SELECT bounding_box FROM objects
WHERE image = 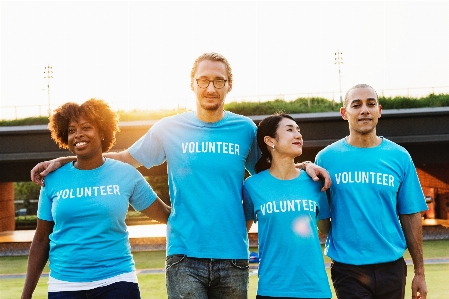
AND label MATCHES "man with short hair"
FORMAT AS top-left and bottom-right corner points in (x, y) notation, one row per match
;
(315, 84), (428, 299)
(31, 52), (331, 299)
